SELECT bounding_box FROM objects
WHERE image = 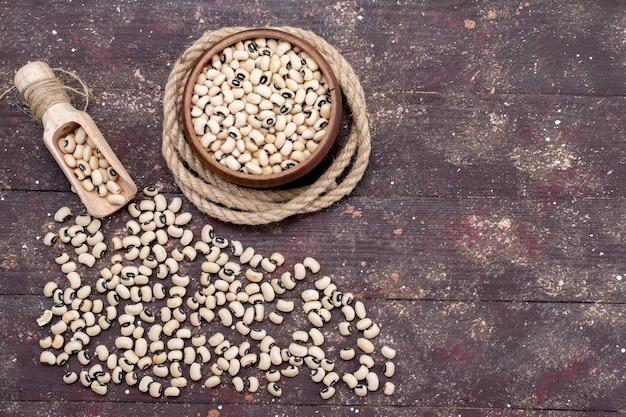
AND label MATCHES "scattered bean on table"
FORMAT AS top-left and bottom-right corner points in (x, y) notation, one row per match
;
(35, 186), (396, 399)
